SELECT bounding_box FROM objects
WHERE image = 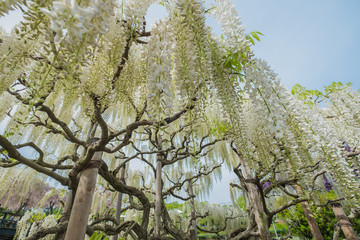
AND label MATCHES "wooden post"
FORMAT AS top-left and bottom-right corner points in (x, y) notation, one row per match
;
(64, 140), (103, 240)
(323, 174), (359, 239)
(295, 186), (324, 240)
(112, 164), (126, 240)
(187, 180), (197, 240)
(154, 135), (163, 239)
(331, 203), (359, 240)
(300, 201), (324, 240)
(154, 155), (163, 239)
